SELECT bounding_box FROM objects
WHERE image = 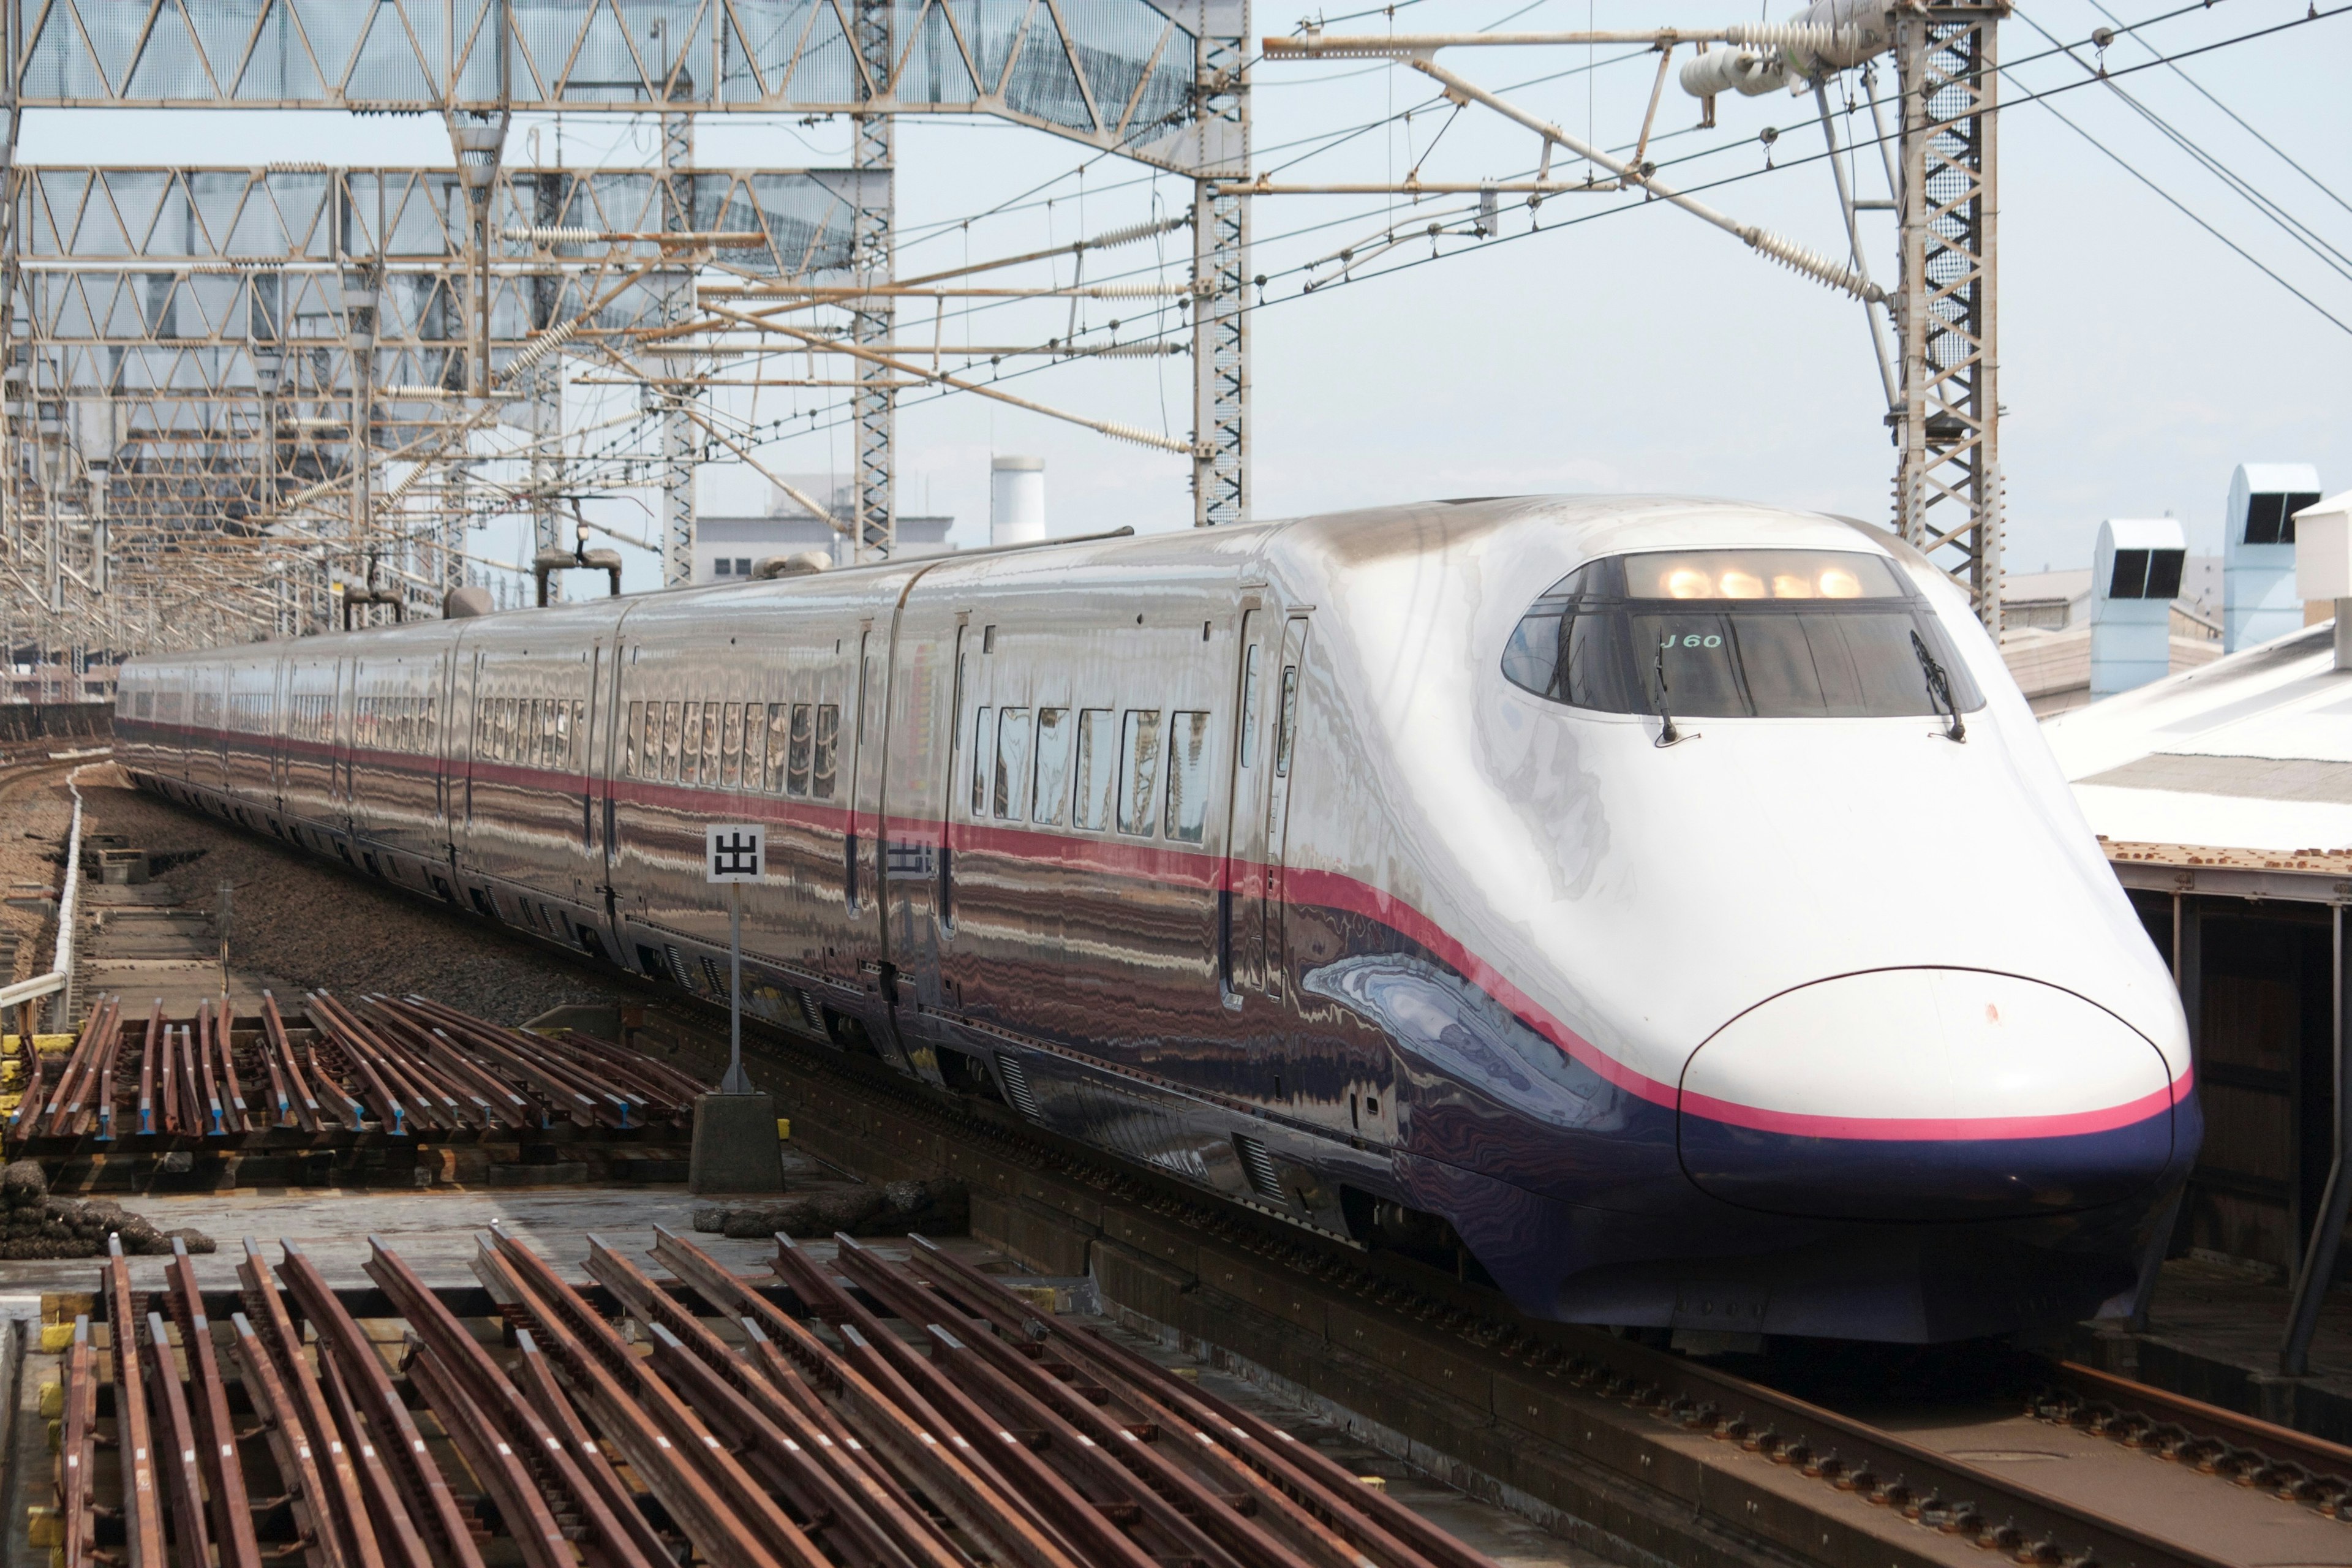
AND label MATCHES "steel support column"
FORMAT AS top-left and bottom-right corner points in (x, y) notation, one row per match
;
(1192, 0), (1250, 527)
(1893, 2), (2003, 633)
(851, 0), (895, 561)
(658, 108), (697, 586)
